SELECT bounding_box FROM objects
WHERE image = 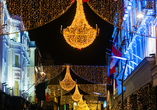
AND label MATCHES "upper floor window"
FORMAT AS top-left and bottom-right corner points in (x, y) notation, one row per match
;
(15, 32), (20, 42)
(9, 29), (21, 42)
(15, 54), (20, 67)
